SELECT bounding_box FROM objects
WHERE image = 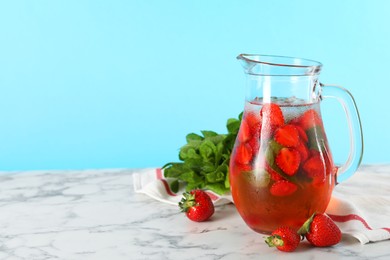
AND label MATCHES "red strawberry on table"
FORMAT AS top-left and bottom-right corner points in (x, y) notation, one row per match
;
(298, 213), (342, 247)
(275, 147), (301, 176)
(274, 124), (300, 147)
(265, 226), (301, 252)
(270, 180), (297, 196)
(179, 189), (215, 222)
